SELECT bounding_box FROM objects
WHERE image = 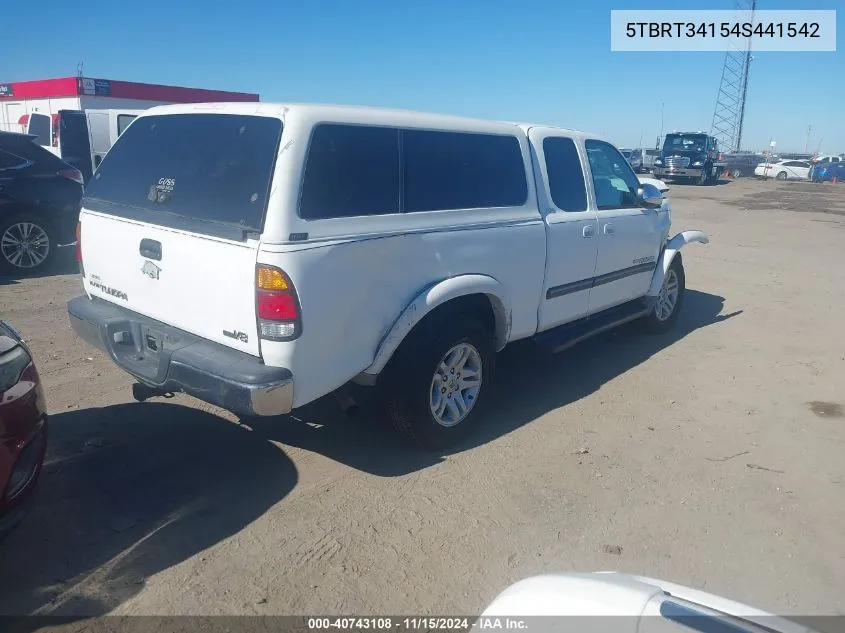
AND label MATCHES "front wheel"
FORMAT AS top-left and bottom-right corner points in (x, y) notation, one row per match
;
(381, 316), (495, 449)
(642, 256), (685, 334)
(731, 168), (743, 179)
(776, 171), (788, 181)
